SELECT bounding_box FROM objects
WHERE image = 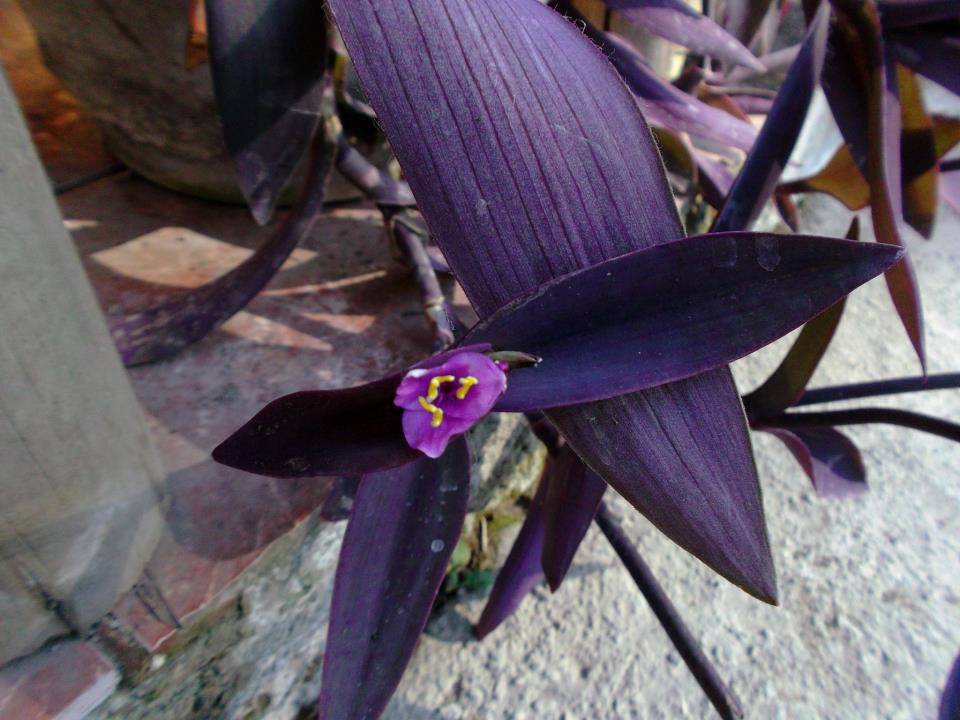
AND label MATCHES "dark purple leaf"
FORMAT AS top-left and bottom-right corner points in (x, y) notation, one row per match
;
(549, 370), (778, 603)
(205, 0), (328, 224)
(212, 374), (419, 477)
(941, 651), (960, 720)
(722, 0), (775, 46)
(601, 31), (758, 151)
(319, 476), (361, 521)
(880, 0), (960, 28)
(474, 474), (547, 640)
(467, 232), (901, 412)
(744, 220), (857, 420)
(110, 134), (333, 366)
(713, 7), (829, 232)
(888, 28), (960, 97)
(743, 299), (846, 420)
(723, 43), (800, 83)
(764, 427), (867, 499)
(541, 446), (606, 591)
(695, 151), (735, 209)
(604, 0), (764, 70)
(319, 439), (471, 720)
(330, 0), (776, 601)
(825, 5), (926, 370)
(898, 65), (939, 238)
